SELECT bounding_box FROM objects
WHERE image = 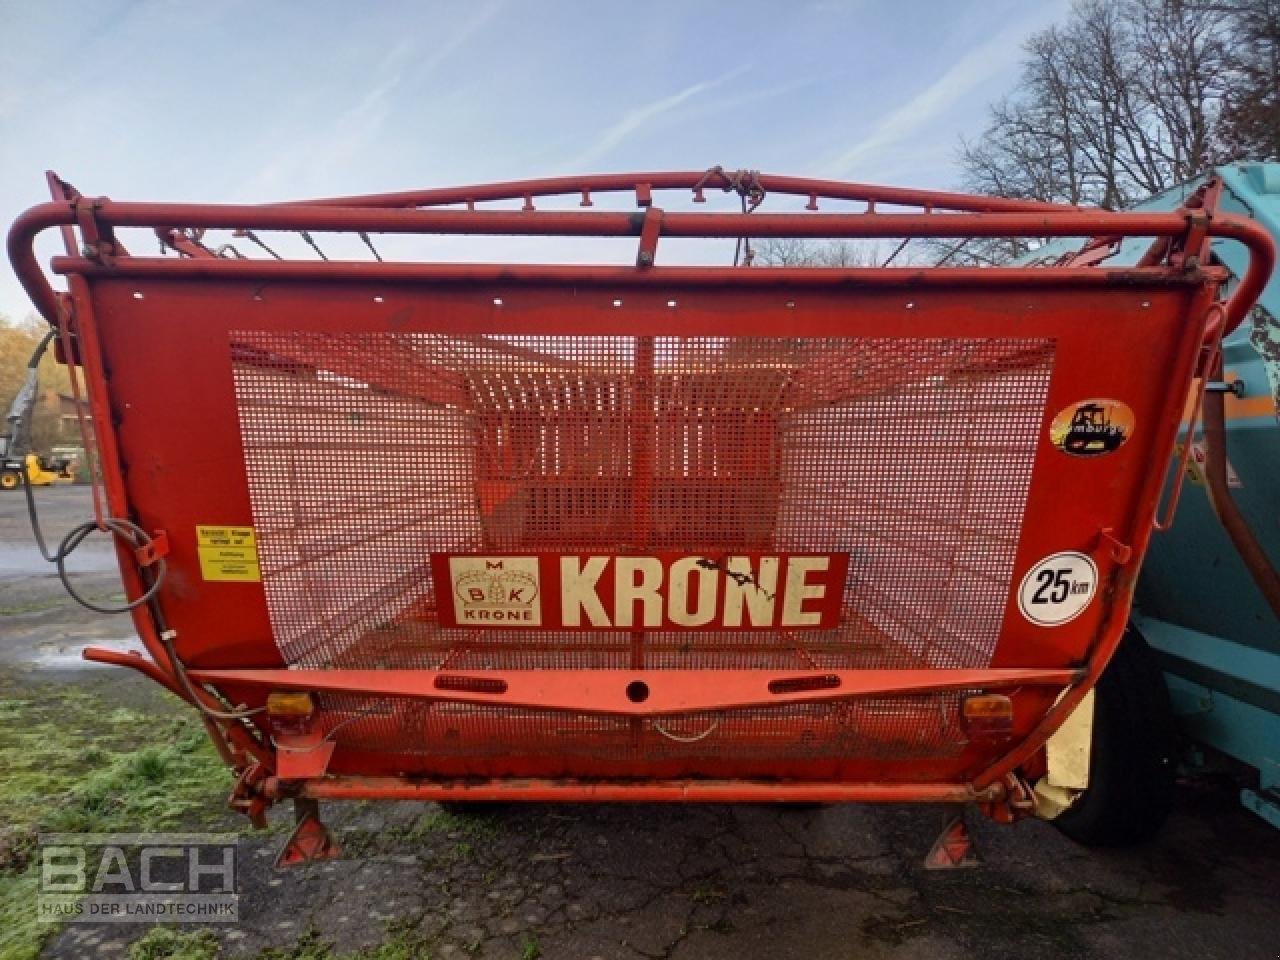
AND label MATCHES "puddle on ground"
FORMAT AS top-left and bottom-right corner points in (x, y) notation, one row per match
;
(0, 542), (119, 577)
(28, 634), (144, 671)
